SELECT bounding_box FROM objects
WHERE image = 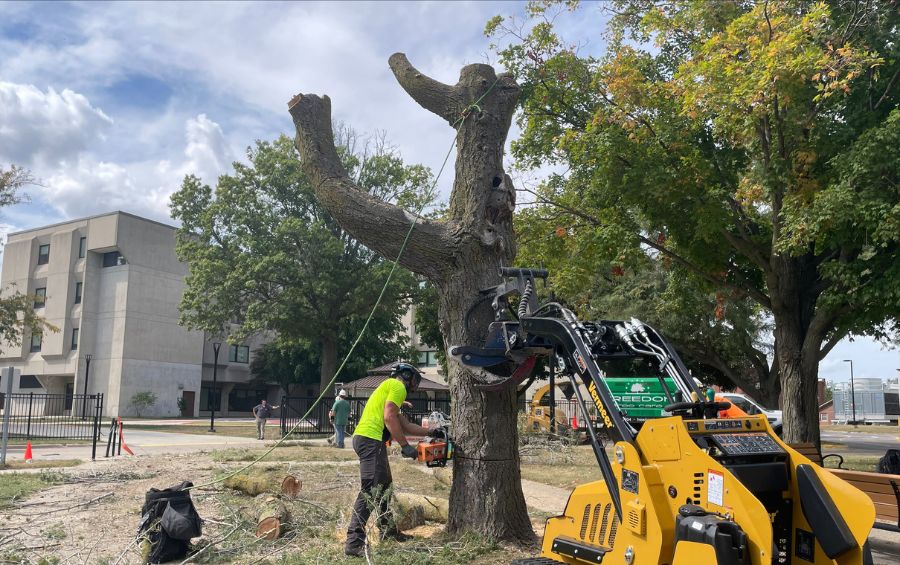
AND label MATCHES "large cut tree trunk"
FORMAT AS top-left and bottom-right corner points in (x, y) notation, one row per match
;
(289, 54), (533, 541)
